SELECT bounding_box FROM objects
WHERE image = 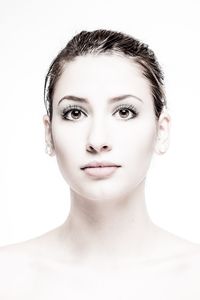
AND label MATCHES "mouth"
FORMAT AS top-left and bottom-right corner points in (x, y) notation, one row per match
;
(81, 162), (121, 179)
(81, 161), (121, 169)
